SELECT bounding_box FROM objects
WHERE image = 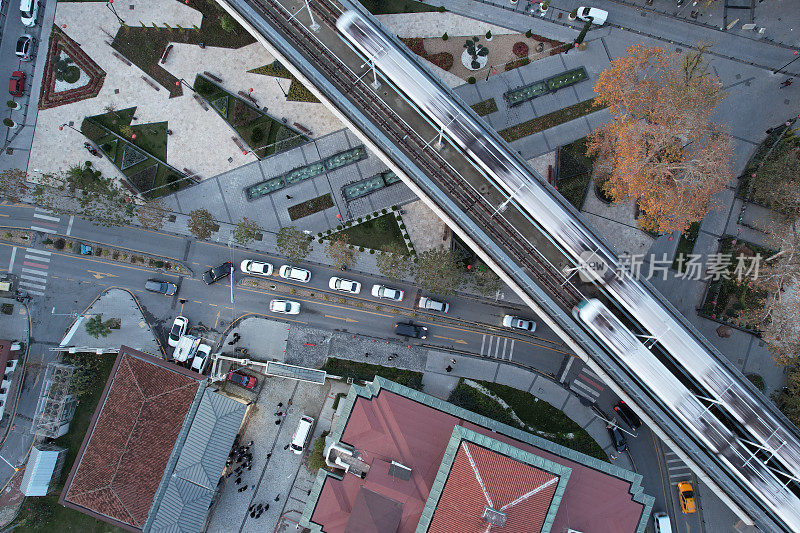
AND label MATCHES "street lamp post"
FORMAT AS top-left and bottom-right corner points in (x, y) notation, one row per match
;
(106, 0), (124, 25)
(175, 78), (196, 93)
(275, 78), (288, 97)
(304, 0), (320, 32)
(772, 50), (800, 75)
